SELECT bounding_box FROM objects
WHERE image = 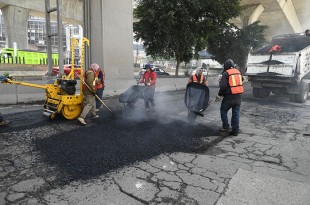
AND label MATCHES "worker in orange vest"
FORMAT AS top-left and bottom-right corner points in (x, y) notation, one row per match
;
(217, 59), (244, 136)
(188, 67), (208, 86)
(95, 67), (105, 111)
